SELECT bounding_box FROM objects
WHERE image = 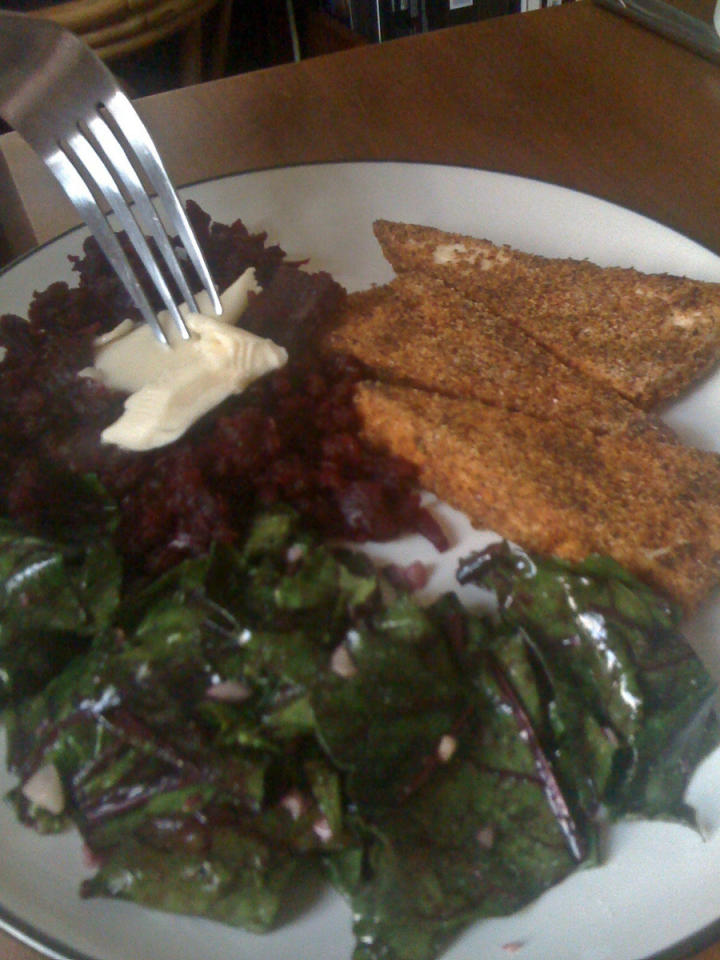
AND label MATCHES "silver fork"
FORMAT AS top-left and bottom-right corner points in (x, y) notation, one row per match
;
(0, 10), (222, 344)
